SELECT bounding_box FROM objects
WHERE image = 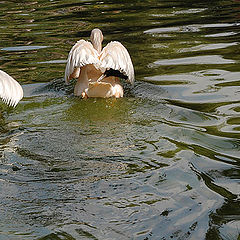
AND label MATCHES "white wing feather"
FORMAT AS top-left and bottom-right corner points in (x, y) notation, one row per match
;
(0, 70), (23, 107)
(99, 41), (134, 84)
(64, 40), (100, 83)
